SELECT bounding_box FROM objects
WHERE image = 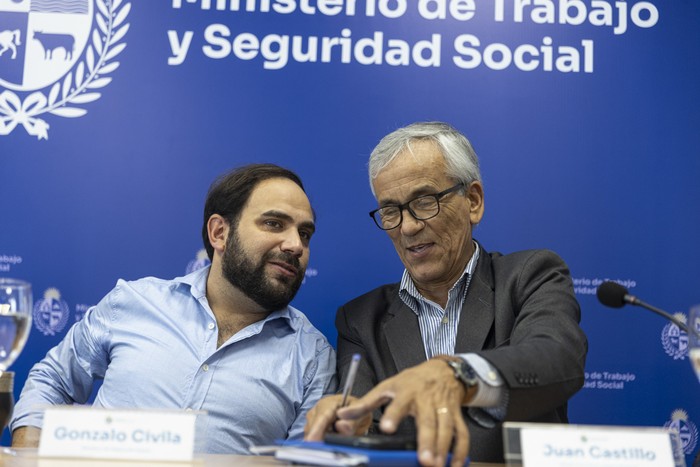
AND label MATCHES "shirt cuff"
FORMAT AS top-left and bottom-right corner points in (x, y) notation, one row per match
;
(457, 353), (504, 408)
